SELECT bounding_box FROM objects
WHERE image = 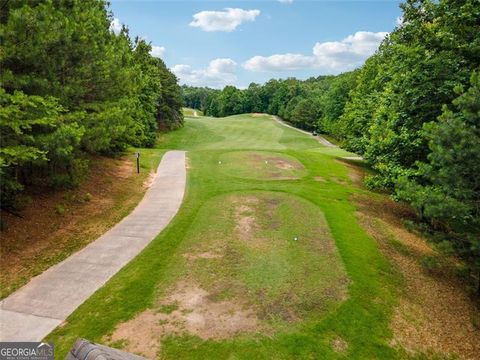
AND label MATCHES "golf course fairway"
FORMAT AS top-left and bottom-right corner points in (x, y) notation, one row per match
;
(47, 113), (403, 359)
